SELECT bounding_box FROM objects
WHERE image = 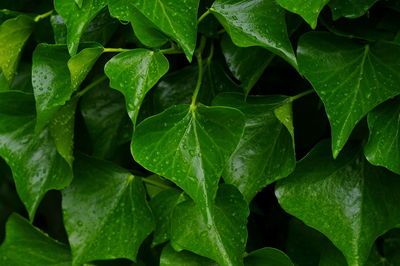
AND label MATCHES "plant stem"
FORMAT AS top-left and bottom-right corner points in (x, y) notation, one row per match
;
(197, 9), (211, 24)
(141, 177), (173, 190)
(34, 10), (53, 22)
(159, 46), (182, 54)
(289, 89), (315, 102)
(103, 48), (132, 53)
(74, 76), (108, 98)
(190, 36), (207, 110)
